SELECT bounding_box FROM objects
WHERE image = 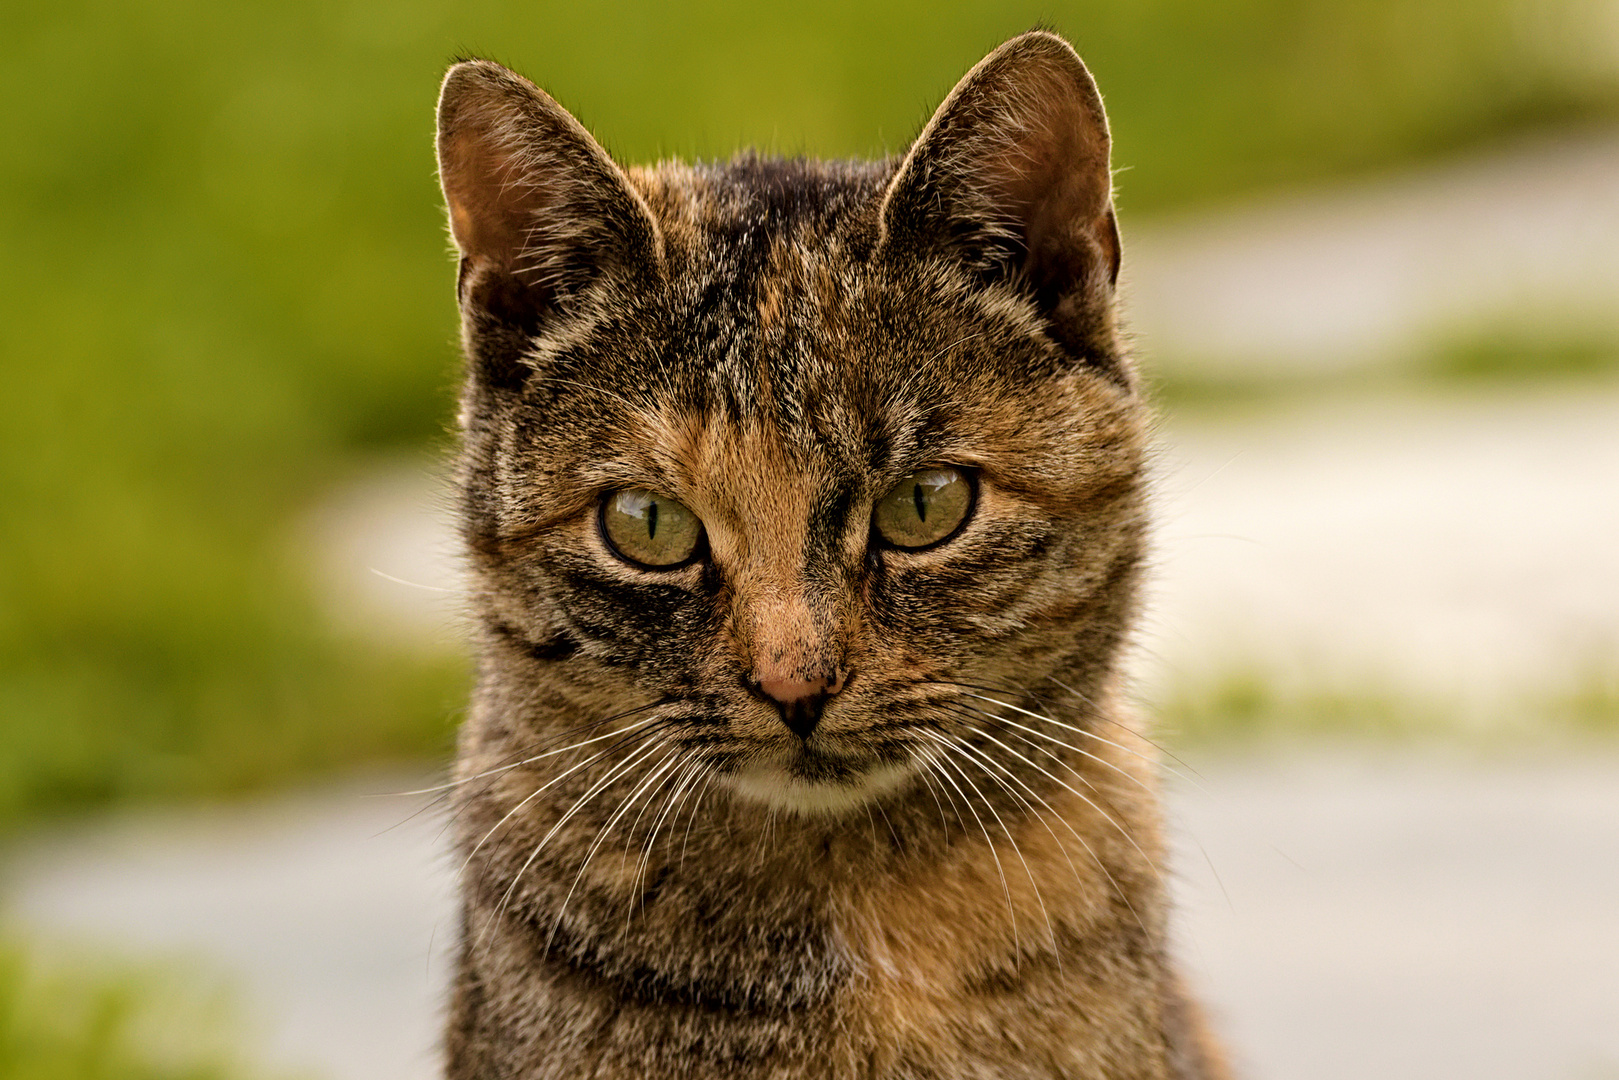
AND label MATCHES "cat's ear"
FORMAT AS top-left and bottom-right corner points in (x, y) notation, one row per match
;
(437, 60), (662, 390)
(879, 32), (1122, 371)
